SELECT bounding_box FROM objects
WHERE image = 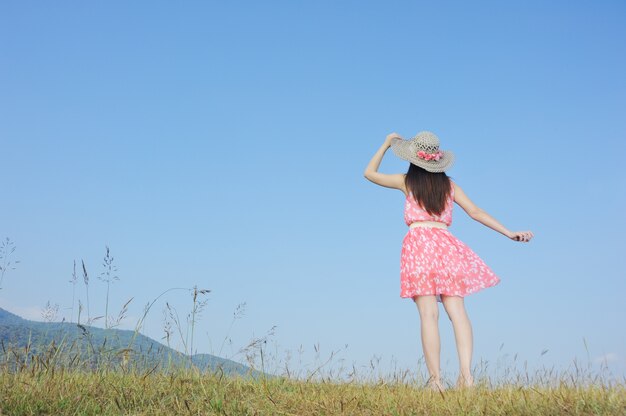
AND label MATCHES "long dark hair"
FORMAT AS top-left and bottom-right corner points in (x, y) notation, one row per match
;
(405, 163), (452, 216)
